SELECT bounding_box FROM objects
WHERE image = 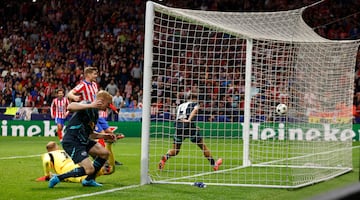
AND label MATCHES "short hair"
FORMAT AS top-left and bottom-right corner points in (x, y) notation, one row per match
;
(57, 88), (64, 93)
(188, 94), (198, 101)
(84, 67), (98, 75)
(46, 141), (57, 152)
(97, 90), (113, 102)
